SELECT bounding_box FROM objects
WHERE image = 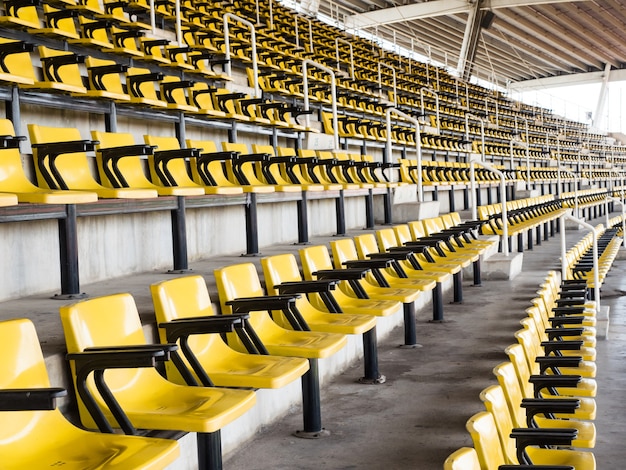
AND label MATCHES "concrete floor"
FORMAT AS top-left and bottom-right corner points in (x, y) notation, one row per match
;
(1, 215), (623, 469)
